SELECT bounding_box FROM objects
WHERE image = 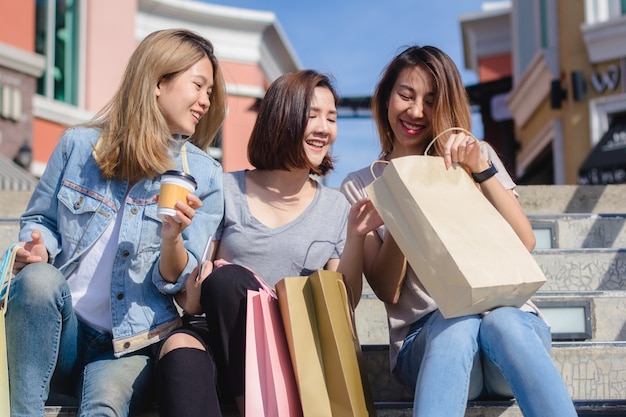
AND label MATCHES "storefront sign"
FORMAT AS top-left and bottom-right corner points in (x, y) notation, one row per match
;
(591, 65), (620, 93)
